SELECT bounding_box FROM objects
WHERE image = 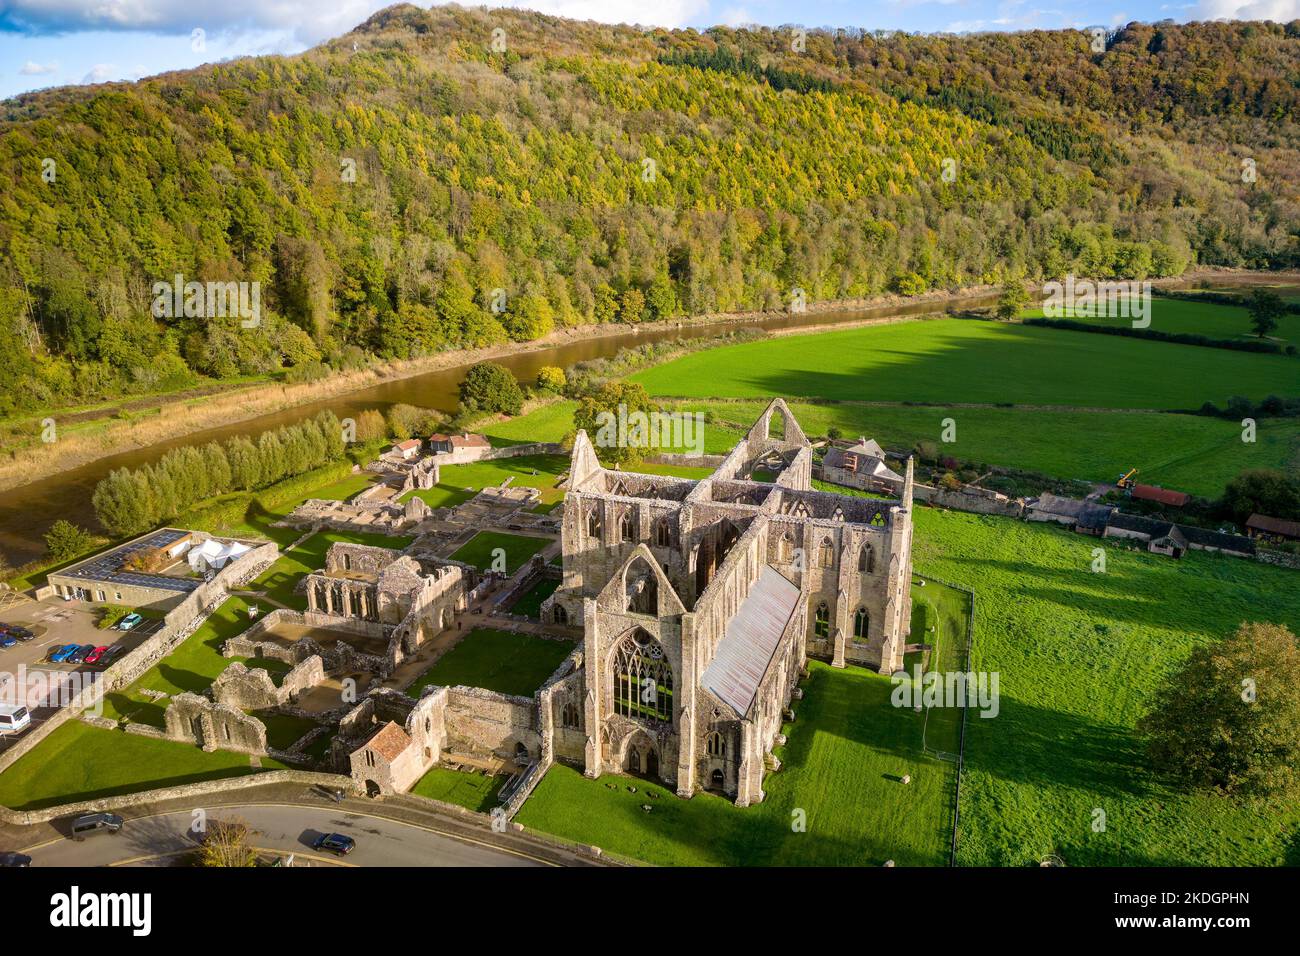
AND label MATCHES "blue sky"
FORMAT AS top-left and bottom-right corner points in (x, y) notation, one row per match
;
(2, 1), (1295, 100)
